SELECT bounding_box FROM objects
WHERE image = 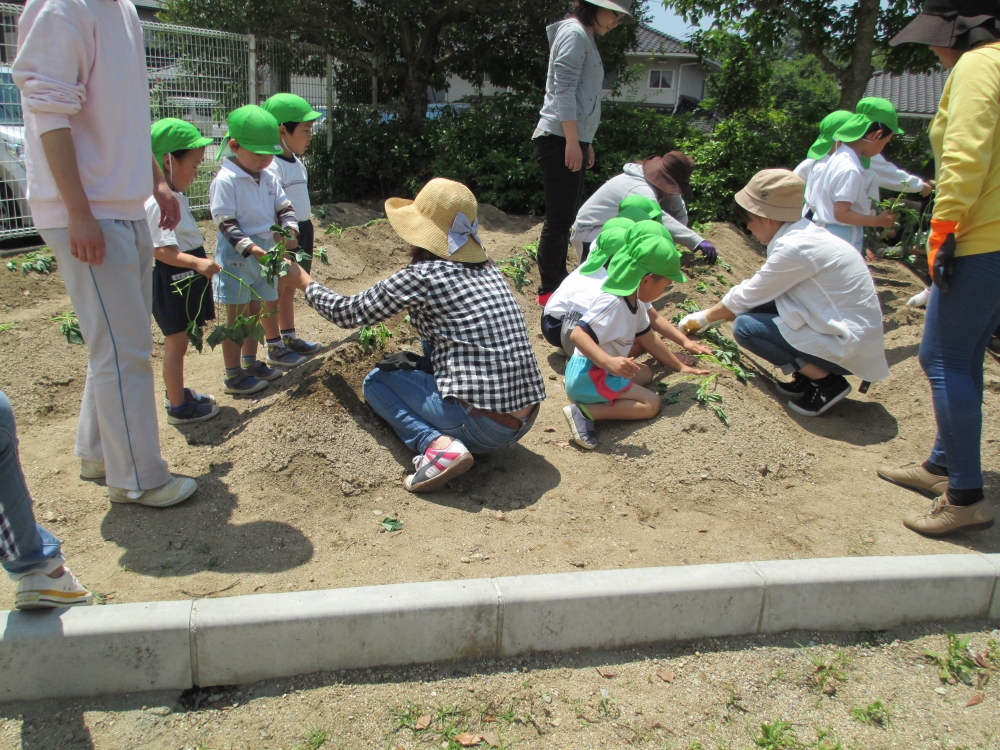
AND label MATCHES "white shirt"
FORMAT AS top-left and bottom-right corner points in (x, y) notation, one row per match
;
(865, 153), (926, 203)
(545, 266), (653, 321)
(721, 219), (889, 382)
(265, 154), (311, 221)
(210, 158), (291, 237)
(576, 291), (651, 359)
(144, 192), (203, 252)
(571, 163), (703, 250)
(803, 146), (870, 224)
(793, 158), (815, 184)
